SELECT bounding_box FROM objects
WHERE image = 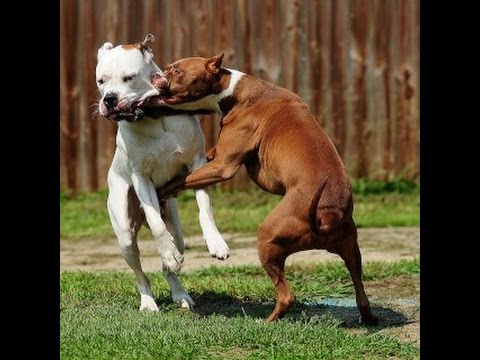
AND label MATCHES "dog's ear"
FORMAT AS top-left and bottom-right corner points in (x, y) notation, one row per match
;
(136, 34), (155, 62)
(205, 52), (224, 74)
(97, 42), (113, 60)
